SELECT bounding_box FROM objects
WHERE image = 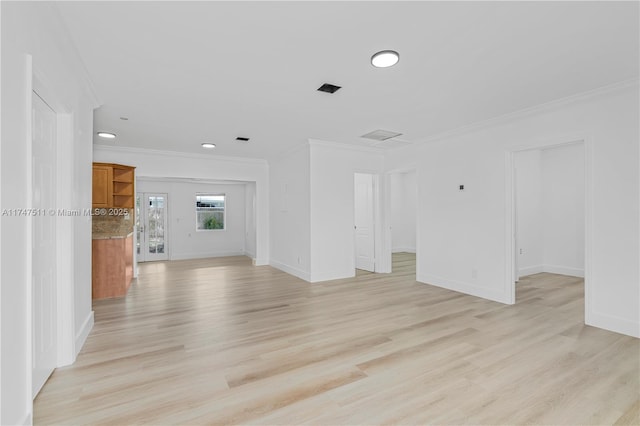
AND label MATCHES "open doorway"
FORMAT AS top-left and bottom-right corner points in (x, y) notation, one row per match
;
(389, 170), (417, 274)
(513, 142), (586, 305)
